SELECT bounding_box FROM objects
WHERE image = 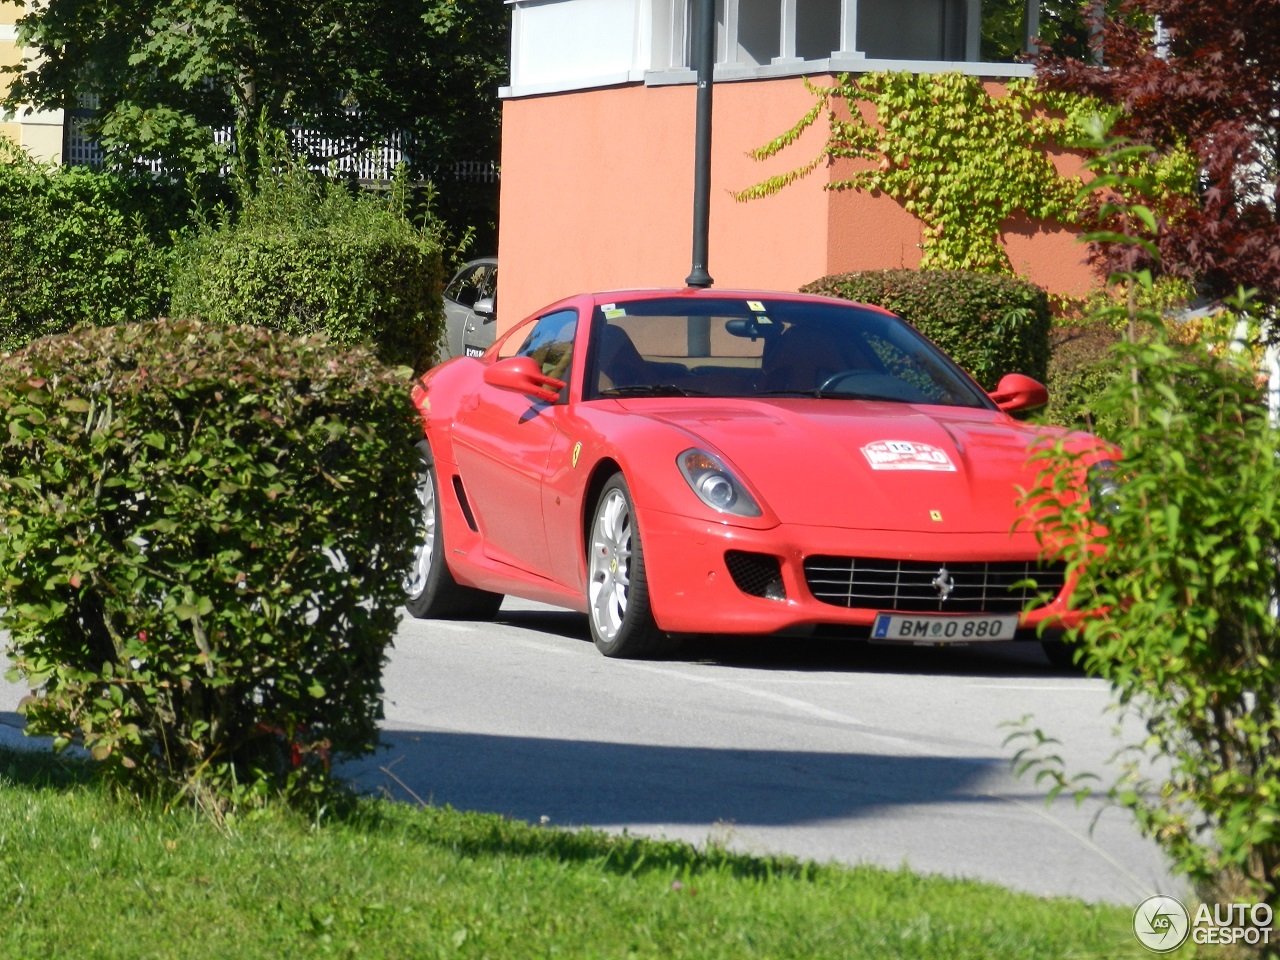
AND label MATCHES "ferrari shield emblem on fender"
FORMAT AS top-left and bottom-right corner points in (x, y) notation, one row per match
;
(930, 510), (943, 522)
(572, 442), (582, 468)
